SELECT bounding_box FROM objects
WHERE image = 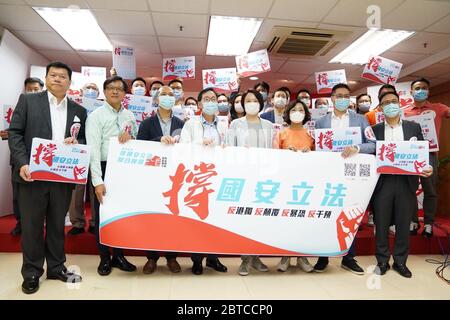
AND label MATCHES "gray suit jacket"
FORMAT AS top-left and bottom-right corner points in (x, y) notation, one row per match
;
(315, 111), (375, 154)
(372, 120), (424, 193)
(8, 90), (87, 183)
